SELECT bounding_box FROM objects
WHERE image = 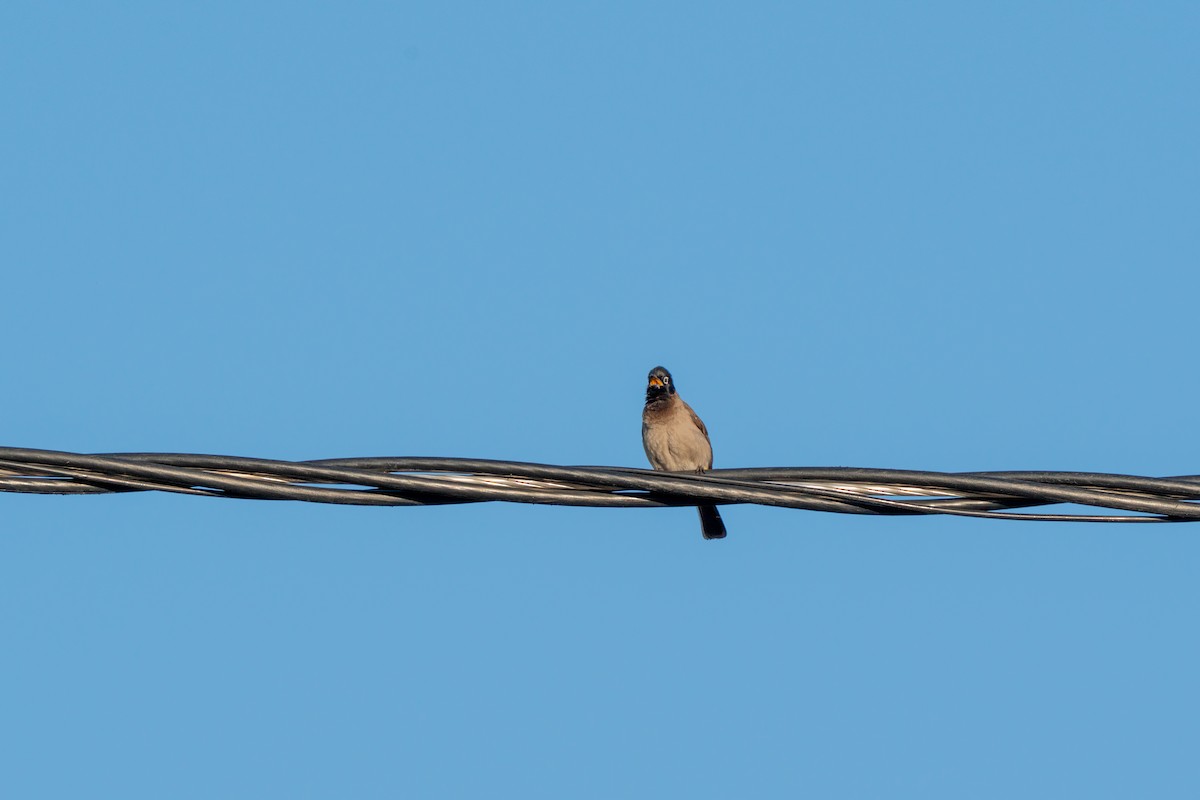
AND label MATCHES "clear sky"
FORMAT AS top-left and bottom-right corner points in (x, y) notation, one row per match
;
(3, 2), (1198, 797)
